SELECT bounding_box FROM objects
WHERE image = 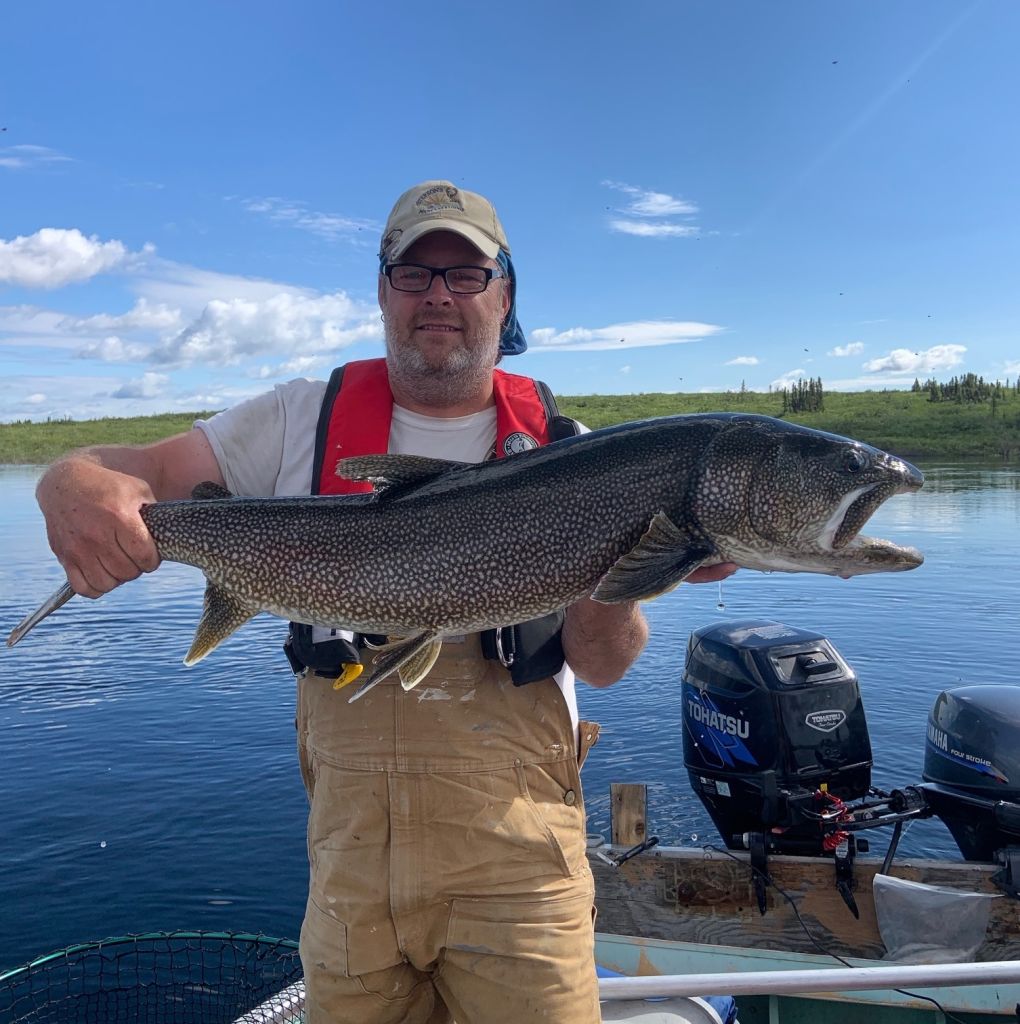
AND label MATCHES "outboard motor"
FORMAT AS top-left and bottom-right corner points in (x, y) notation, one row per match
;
(922, 685), (1020, 862)
(682, 619), (872, 855)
